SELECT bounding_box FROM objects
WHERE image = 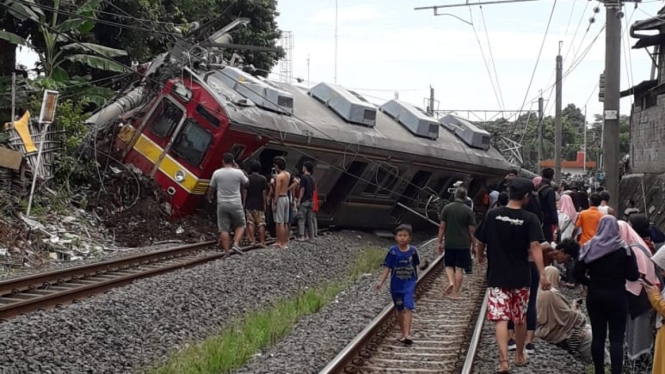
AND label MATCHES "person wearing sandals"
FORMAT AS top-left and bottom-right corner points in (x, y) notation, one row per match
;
(475, 178), (551, 373)
(377, 224), (420, 345)
(574, 215), (639, 374)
